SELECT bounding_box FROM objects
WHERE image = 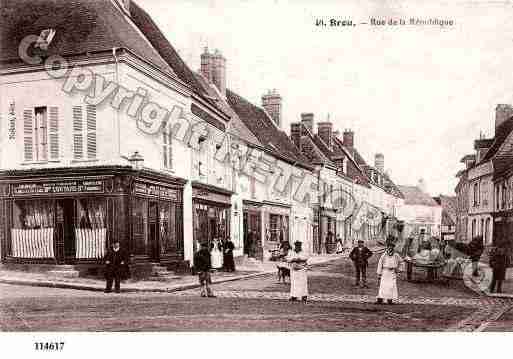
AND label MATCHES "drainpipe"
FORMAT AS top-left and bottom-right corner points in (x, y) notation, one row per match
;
(112, 47), (121, 159)
(317, 164), (324, 255)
